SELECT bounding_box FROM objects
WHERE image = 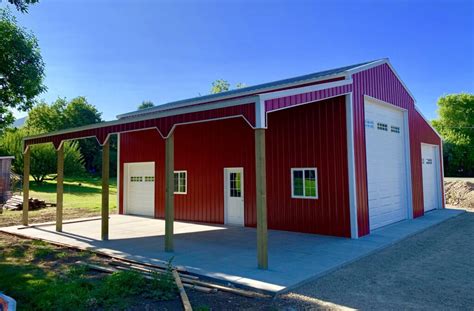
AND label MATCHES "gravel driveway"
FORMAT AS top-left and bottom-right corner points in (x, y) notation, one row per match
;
(275, 211), (474, 310)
